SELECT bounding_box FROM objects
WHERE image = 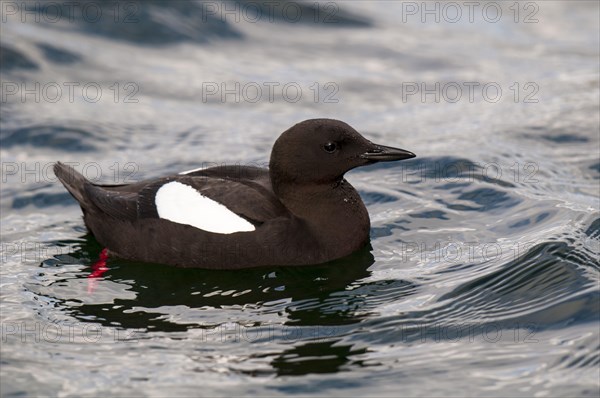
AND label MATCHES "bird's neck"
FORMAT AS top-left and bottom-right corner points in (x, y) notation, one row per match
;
(274, 178), (371, 250)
